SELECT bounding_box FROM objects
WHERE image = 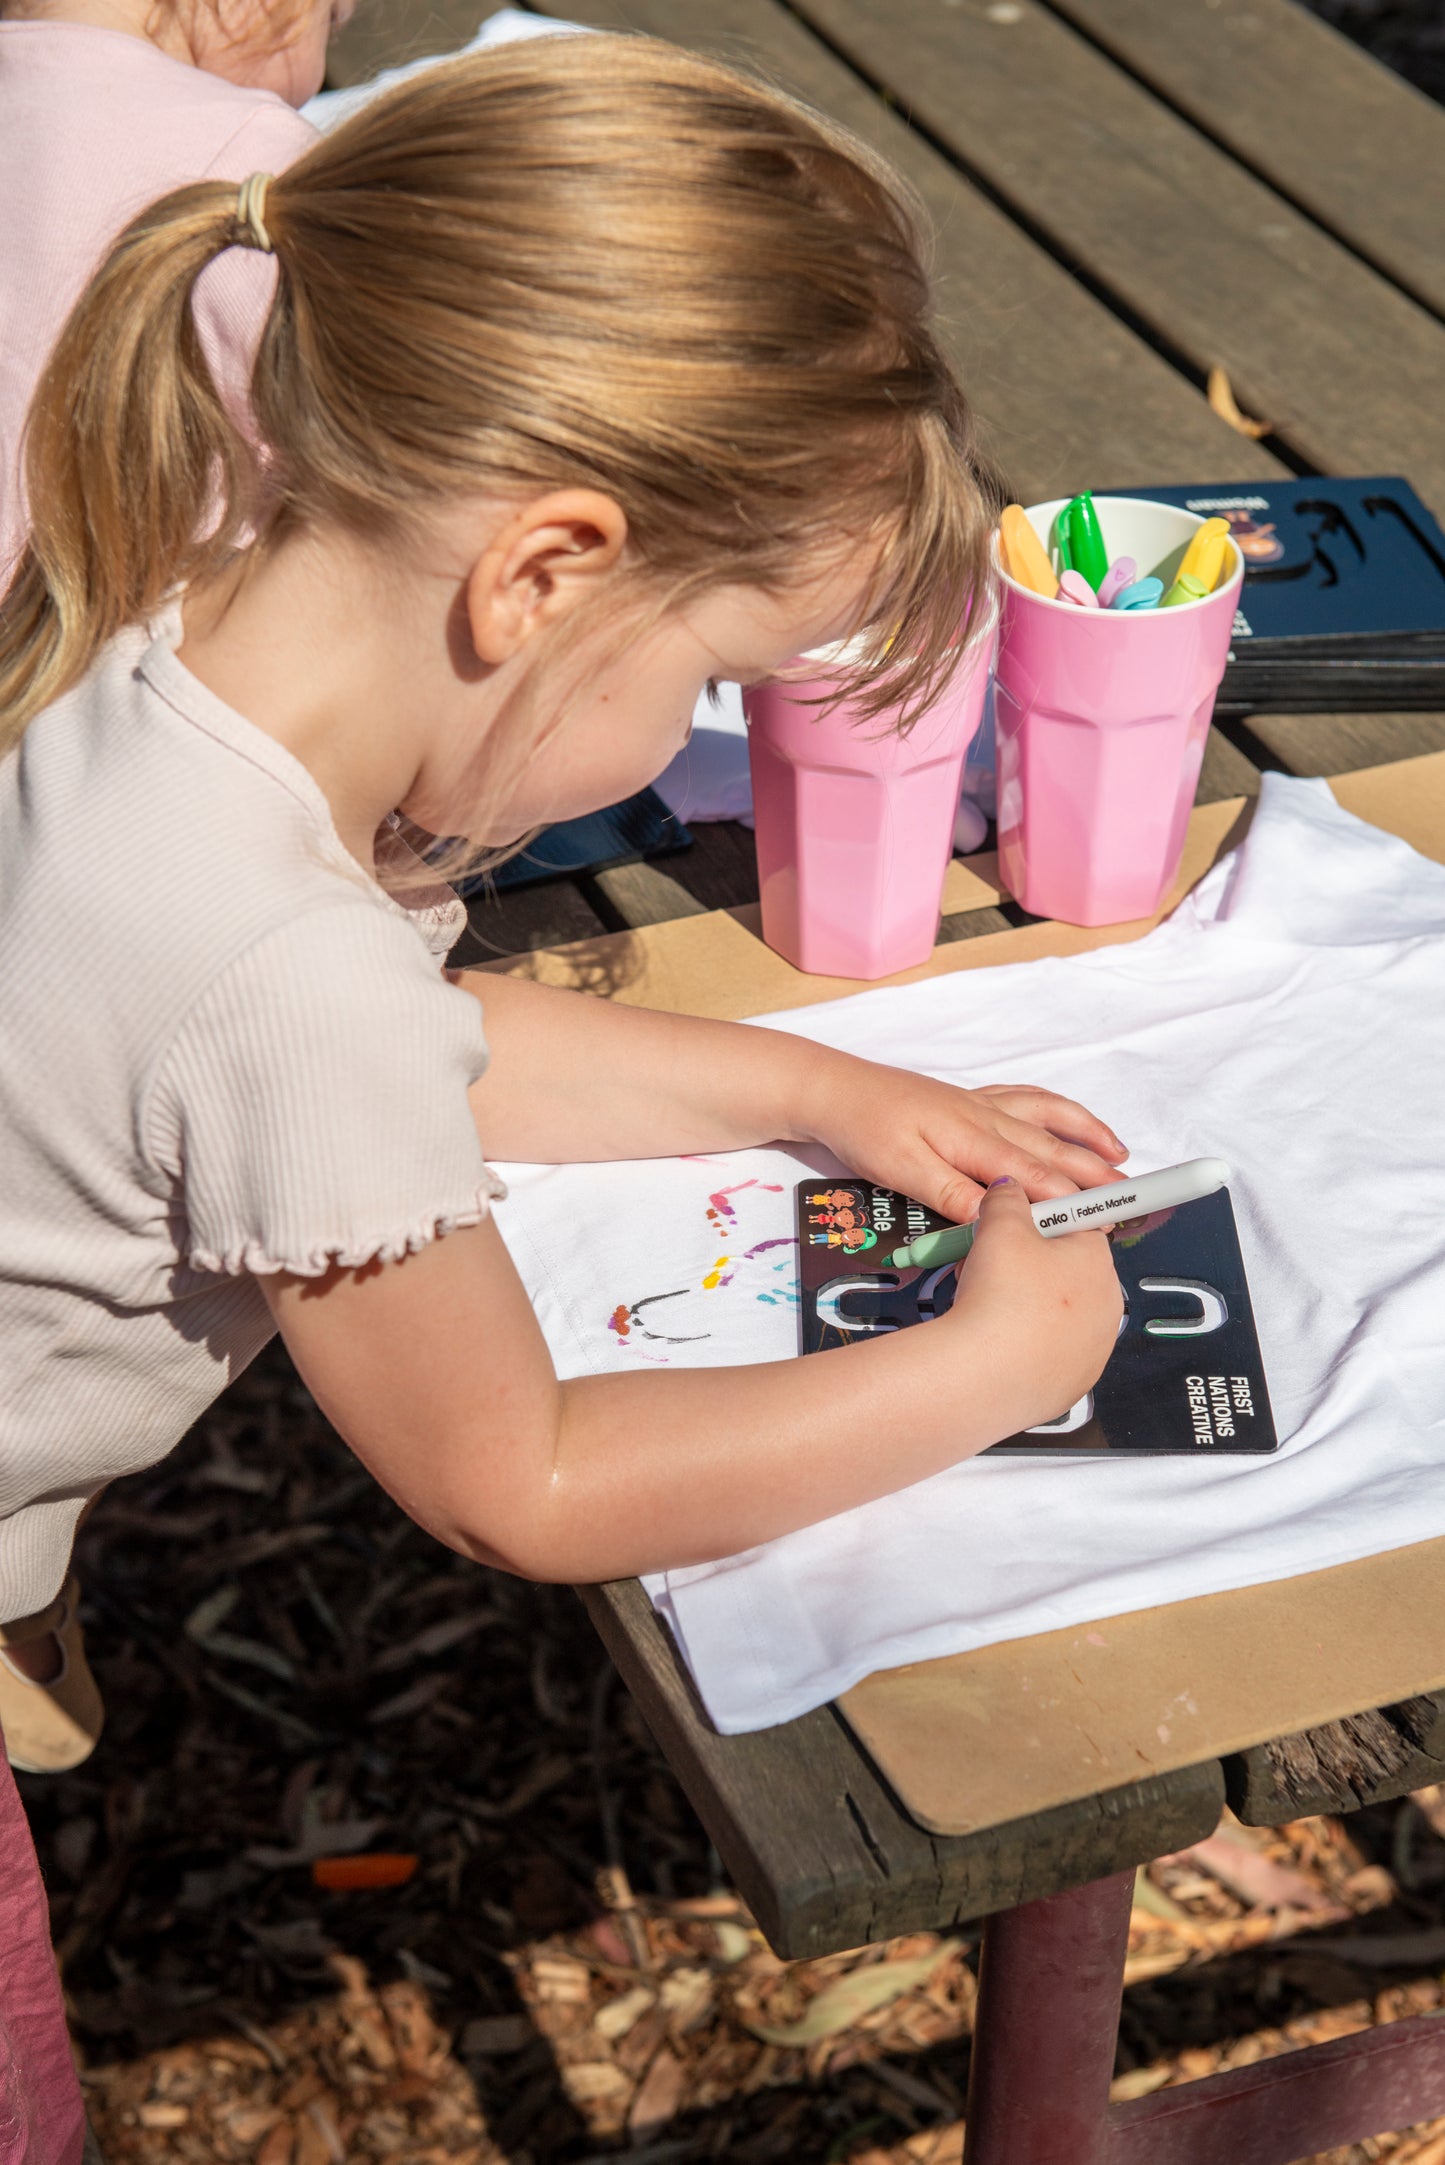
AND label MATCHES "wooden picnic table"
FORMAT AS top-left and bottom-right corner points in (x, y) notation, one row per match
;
(325, 4), (1445, 2156)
